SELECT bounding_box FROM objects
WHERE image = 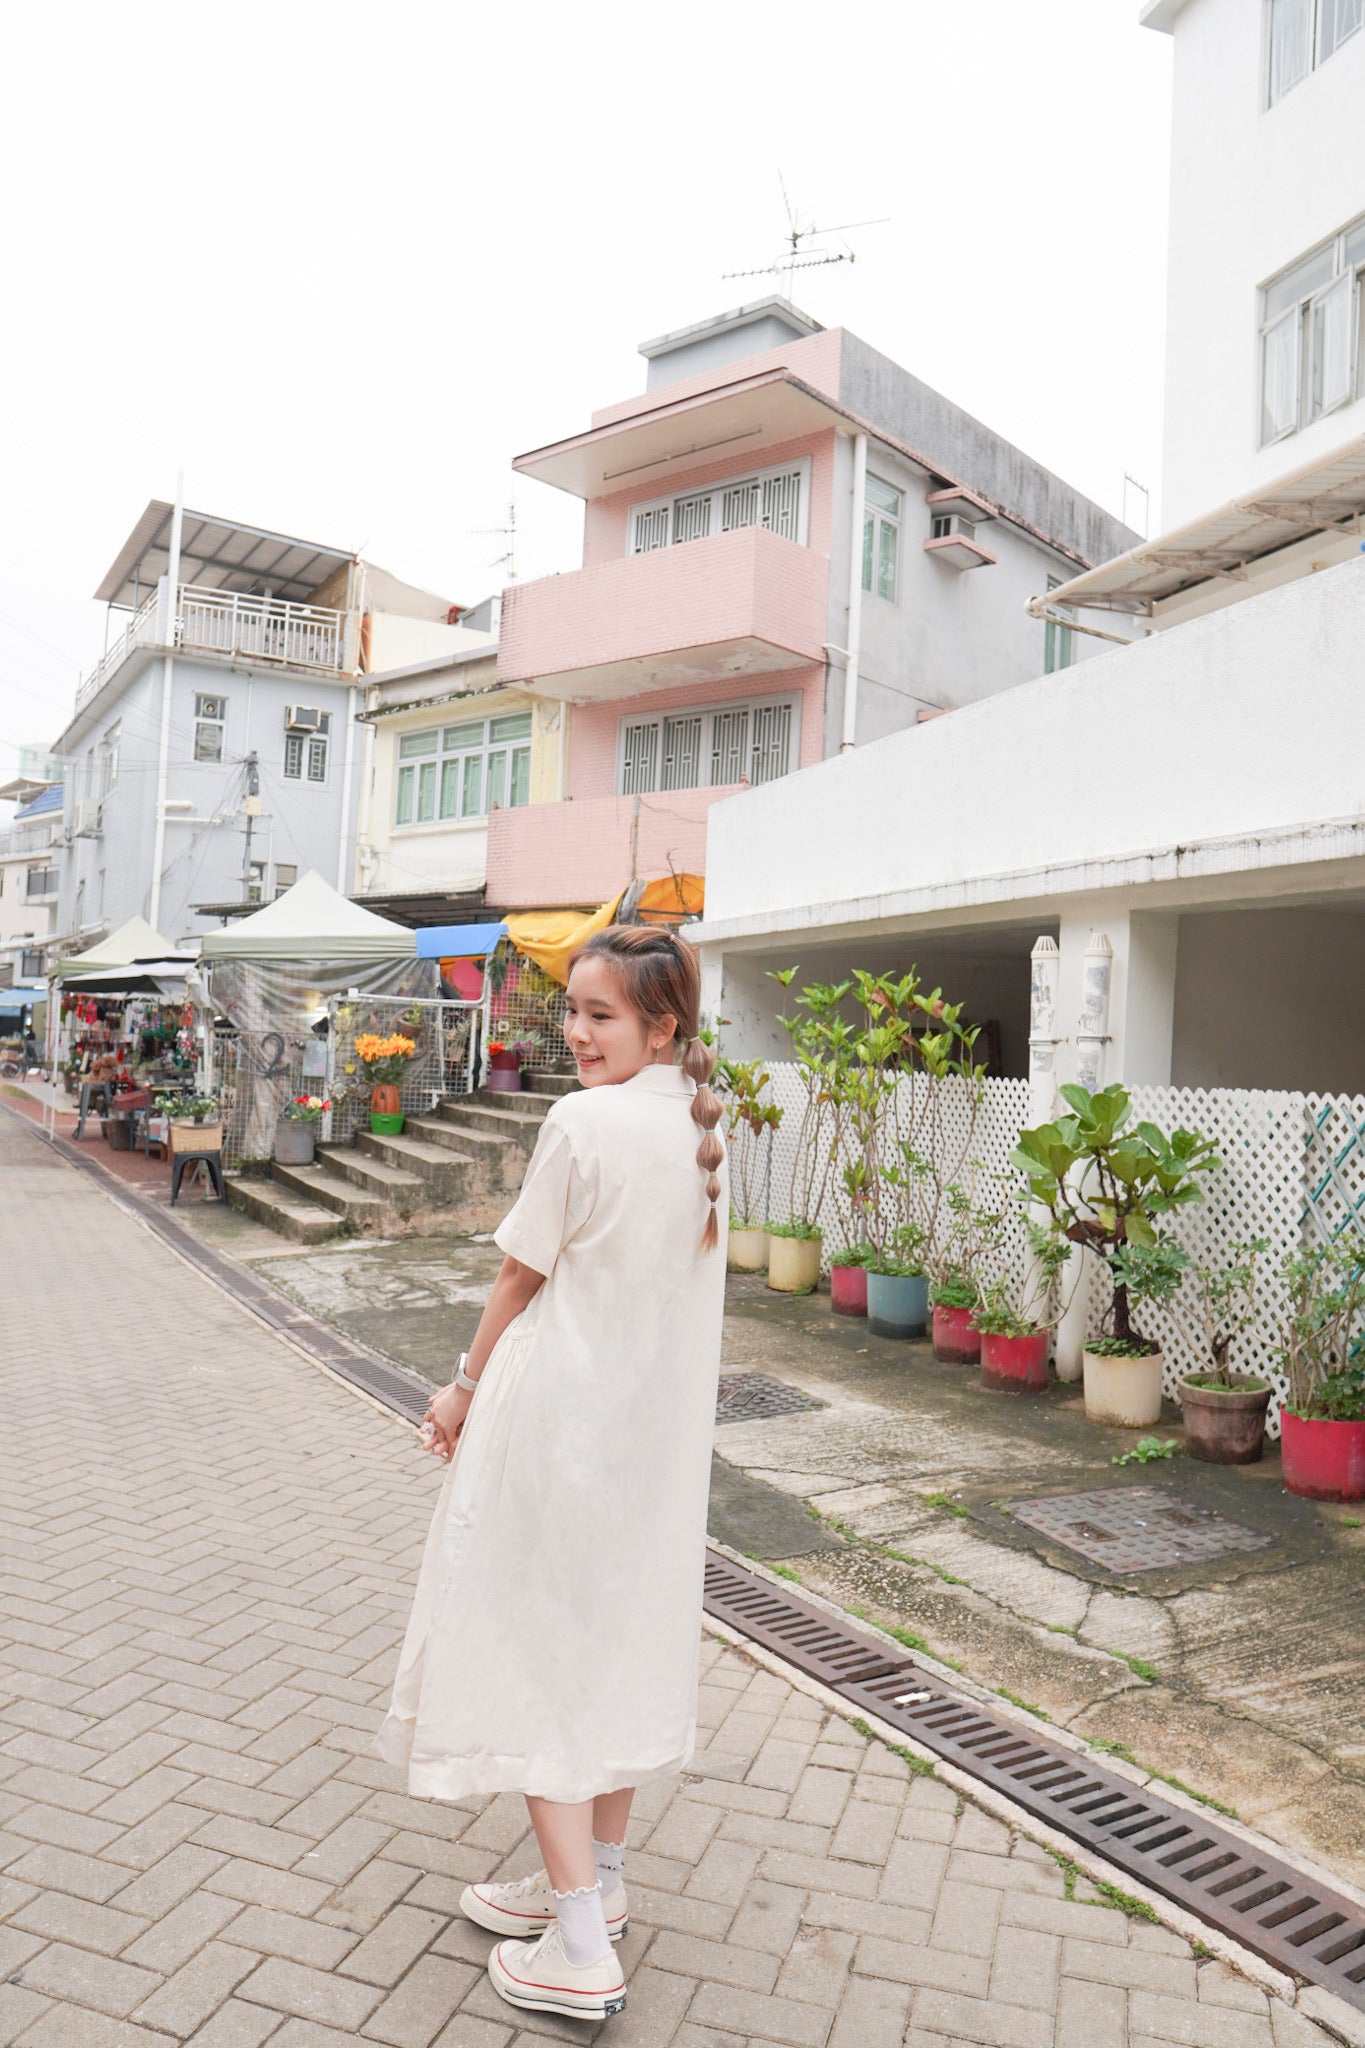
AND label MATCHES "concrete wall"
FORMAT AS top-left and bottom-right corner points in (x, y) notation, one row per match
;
(643, 309), (822, 391)
(488, 785), (746, 910)
(699, 554), (1365, 938)
(1159, 0), (1365, 523)
(1173, 905), (1365, 1093)
(590, 328), (842, 430)
(838, 332), (1137, 568)
(60, 655), (359, 949)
